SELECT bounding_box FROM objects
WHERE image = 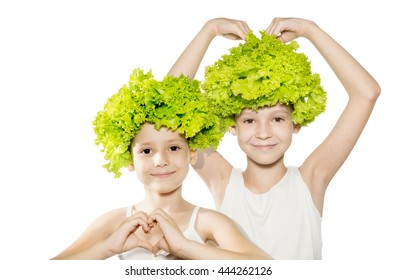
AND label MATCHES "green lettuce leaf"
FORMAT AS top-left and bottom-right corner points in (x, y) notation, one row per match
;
(203, 30), (326, 127)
